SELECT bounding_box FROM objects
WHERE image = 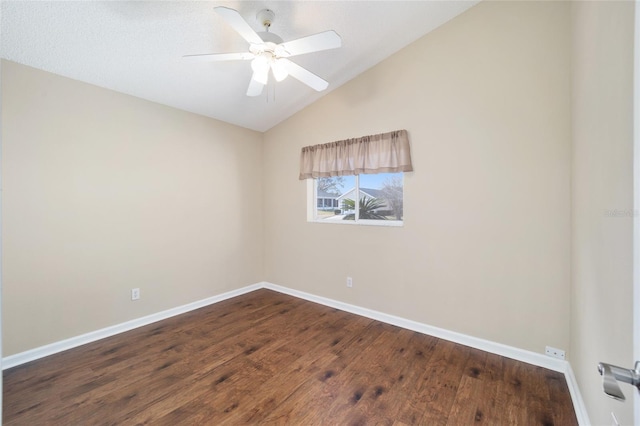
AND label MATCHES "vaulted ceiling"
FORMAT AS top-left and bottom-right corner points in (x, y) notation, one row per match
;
(1, 1), (478, 132)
